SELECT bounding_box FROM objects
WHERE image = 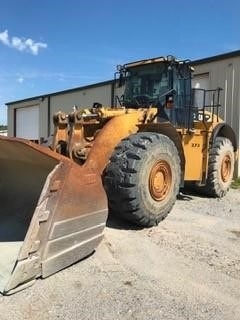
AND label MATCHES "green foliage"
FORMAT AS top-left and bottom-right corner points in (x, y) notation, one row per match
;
(0, 125), (7, 130)
(231, 177), (240, 189)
